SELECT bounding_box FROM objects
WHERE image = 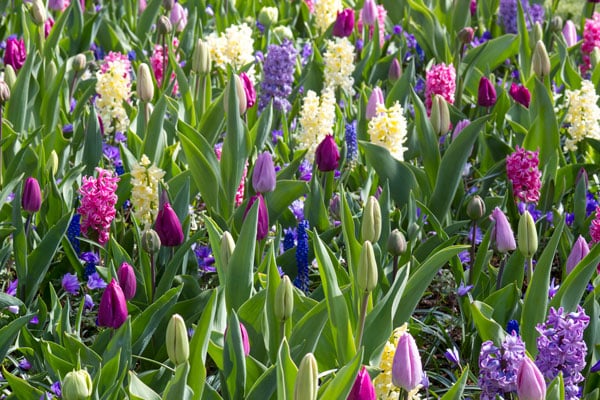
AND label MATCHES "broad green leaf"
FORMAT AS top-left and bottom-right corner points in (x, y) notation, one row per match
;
(129, 371), (161, 400)
(411, 89), (440, 189)
(142, 96), (168, 164)
(223, 312), (246, 400)
(246, 366), (276, 400)
(318, 349), (363, 399)
(189, 290), (218, 400)
(441, 365), (470, 400)
(471, 301), (506, 343)
(276, 339), (297, 400)
(0, 315), (34, 362)
(82, 108), (102, 176)
(1, 366), (44, 398)
(163, 363), (193, 400)
(265, 180), (309, 224)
